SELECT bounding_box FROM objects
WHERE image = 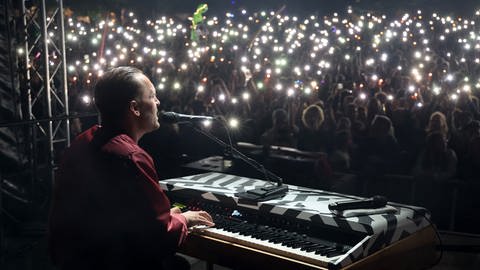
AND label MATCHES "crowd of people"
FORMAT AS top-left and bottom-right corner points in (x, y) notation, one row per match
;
(55, 6), (480, 187)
